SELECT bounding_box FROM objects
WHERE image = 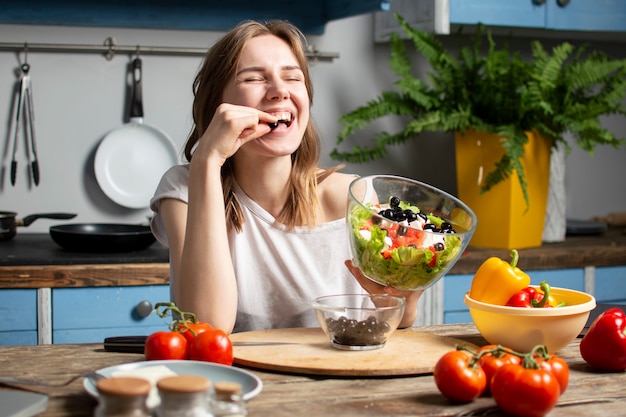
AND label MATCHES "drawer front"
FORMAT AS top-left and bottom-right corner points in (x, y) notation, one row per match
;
(594, 265), (626, 303)
(0, 289), (38, 346)
(52, 285), (170, 344)
(443, 273), (473, 324)
(528, 269), (584, 291)
(0, 289), (37, 331)
(0, 331), (38, 346)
